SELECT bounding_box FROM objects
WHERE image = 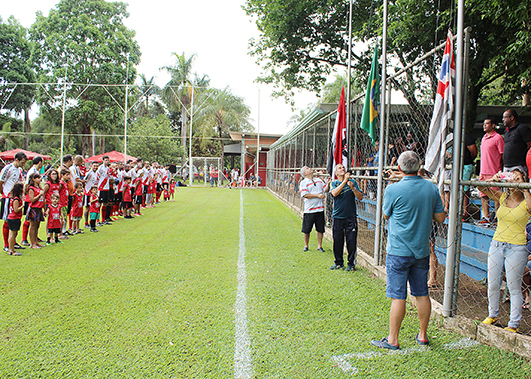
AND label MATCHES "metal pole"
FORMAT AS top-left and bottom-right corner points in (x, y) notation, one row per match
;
(124, 54), (130, 160)
(443, 1), (465, 317)
(257, 88), (261, 186)
(374, 0), (388, 266)
(346, 0), (353, 168)
(60, 60), (69, 162)
(451, 26), (472, 311)
(188, 86), (195, 186)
